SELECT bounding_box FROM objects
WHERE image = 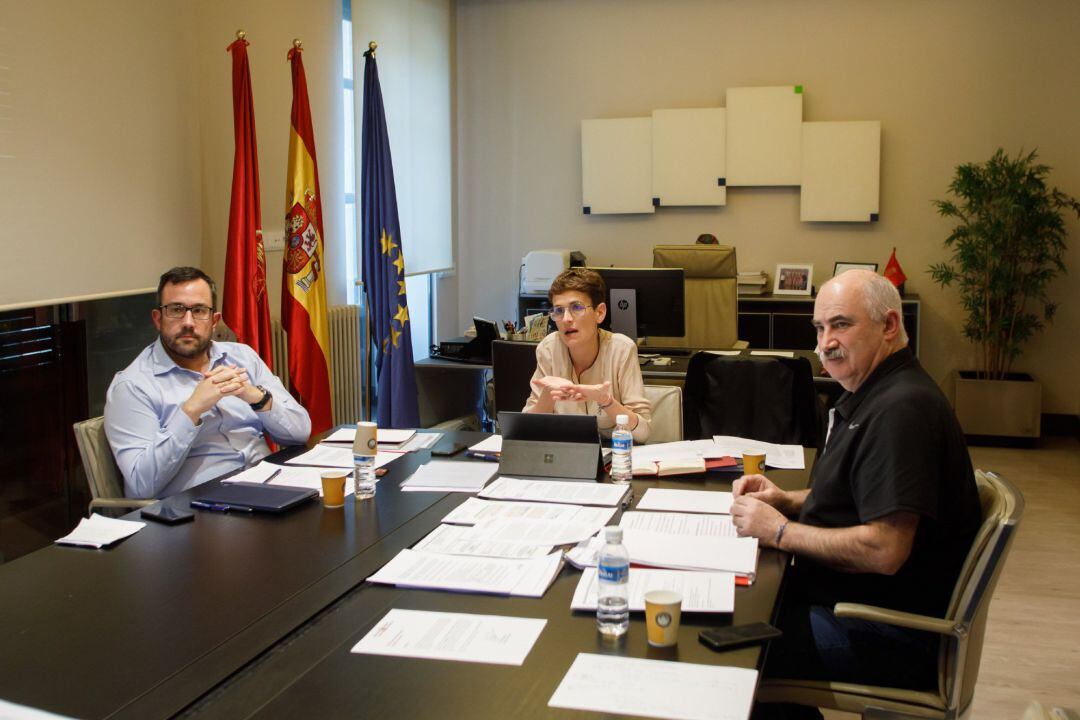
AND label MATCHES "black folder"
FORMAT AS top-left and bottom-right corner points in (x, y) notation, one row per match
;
(193, 482), (318, 513)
